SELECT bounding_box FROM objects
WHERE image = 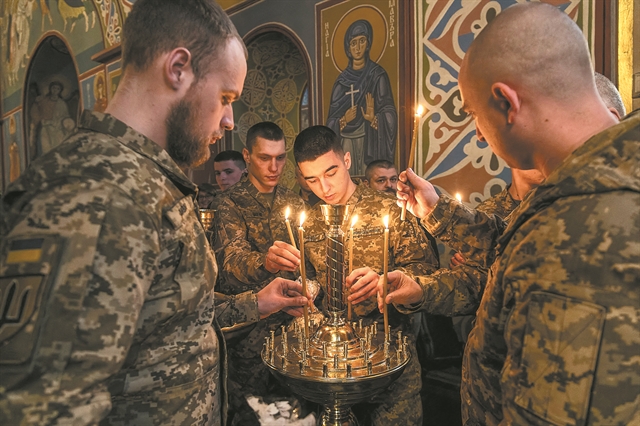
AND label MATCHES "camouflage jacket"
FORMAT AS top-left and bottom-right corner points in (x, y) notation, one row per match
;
(214, 174), (305, 294)
(0, 111), (261, 425)
(214, 175), (305, 357)
(422, 111), (640, 425)
(304, 182), (440, 330)
(398, 188), (518, 317)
